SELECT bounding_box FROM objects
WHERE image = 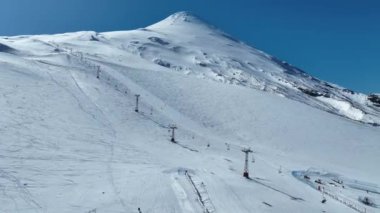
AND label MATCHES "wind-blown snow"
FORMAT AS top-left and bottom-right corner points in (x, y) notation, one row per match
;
(317, 96), (365, 120)
(0, 11), (379, 213)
